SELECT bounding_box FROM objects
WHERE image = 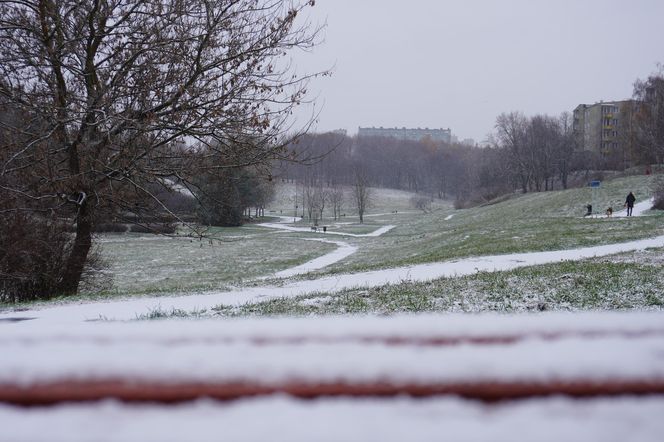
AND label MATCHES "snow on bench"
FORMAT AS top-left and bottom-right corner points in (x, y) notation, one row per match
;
(2, 312), (664, 441)
(1, 312), (664, 405)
